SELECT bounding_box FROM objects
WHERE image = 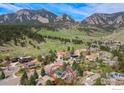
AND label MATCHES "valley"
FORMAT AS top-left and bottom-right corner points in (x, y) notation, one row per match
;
(1, 8), (124, 85)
